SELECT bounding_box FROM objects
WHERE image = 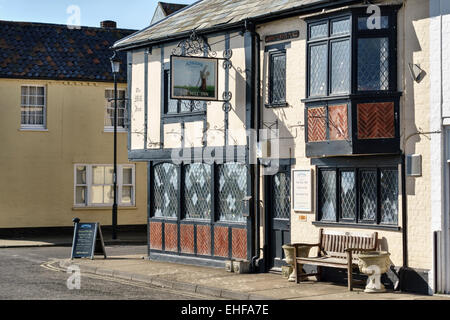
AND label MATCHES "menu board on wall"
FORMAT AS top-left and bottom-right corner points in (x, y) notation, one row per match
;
(292, 169), (313, 212)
